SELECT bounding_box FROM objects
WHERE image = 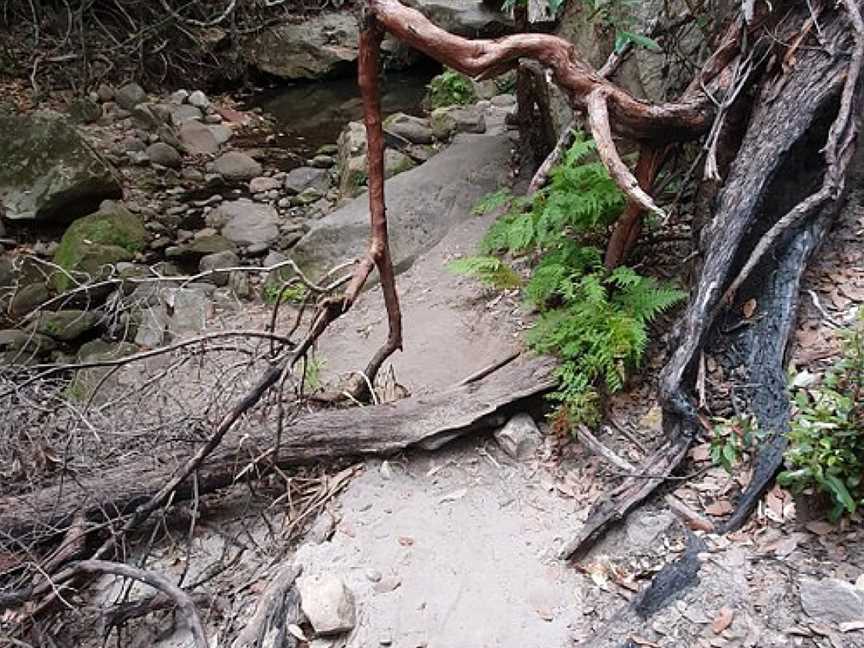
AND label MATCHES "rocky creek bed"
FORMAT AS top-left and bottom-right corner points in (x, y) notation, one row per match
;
(3, 2), (864, 647)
